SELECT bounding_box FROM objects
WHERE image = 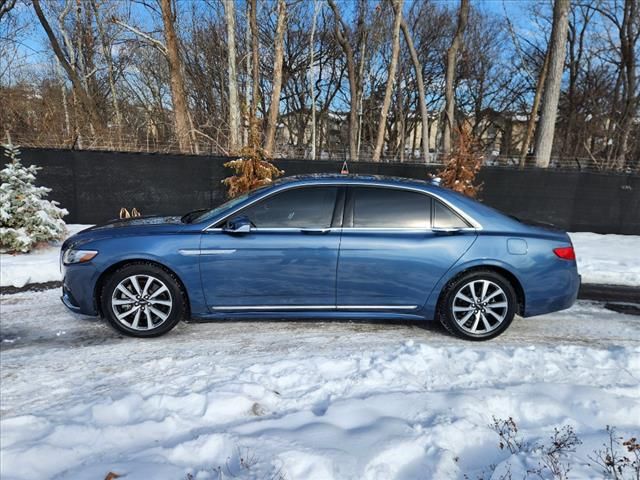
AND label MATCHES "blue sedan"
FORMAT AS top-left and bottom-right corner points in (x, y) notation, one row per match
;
(60, 175), (580, 340)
